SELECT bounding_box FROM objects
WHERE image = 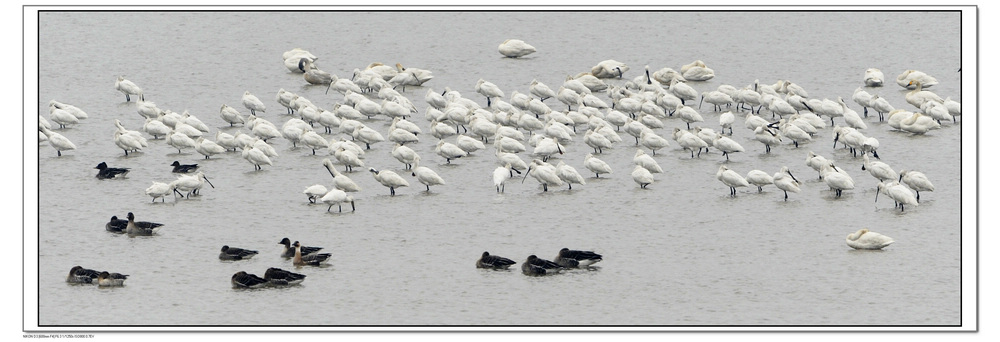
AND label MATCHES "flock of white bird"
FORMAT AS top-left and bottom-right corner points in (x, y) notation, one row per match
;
(41, 42), (960, 252)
